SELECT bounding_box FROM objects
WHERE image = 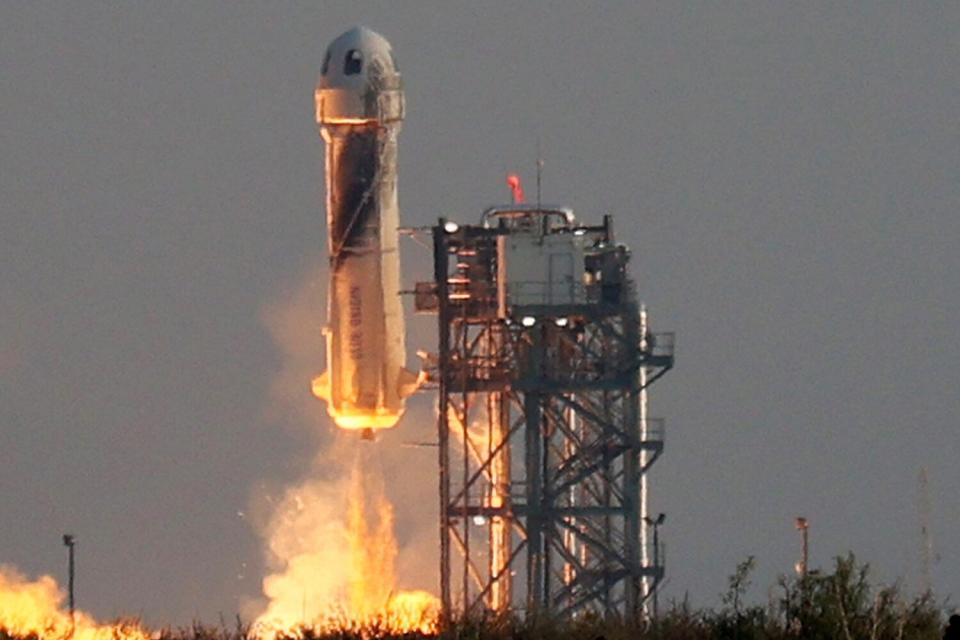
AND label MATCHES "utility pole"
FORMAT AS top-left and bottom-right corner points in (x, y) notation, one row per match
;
(643, 513), (666, 621)
(62, 534), (76, 619)
(794, 517), (809, 577)
(918, 467), (933, 593)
